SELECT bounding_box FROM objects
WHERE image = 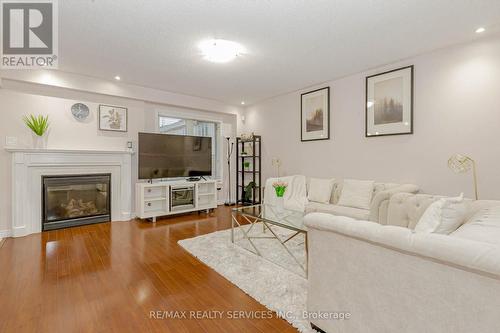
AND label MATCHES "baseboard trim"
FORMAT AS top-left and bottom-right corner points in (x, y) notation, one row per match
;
(0, 229), (12, 238)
